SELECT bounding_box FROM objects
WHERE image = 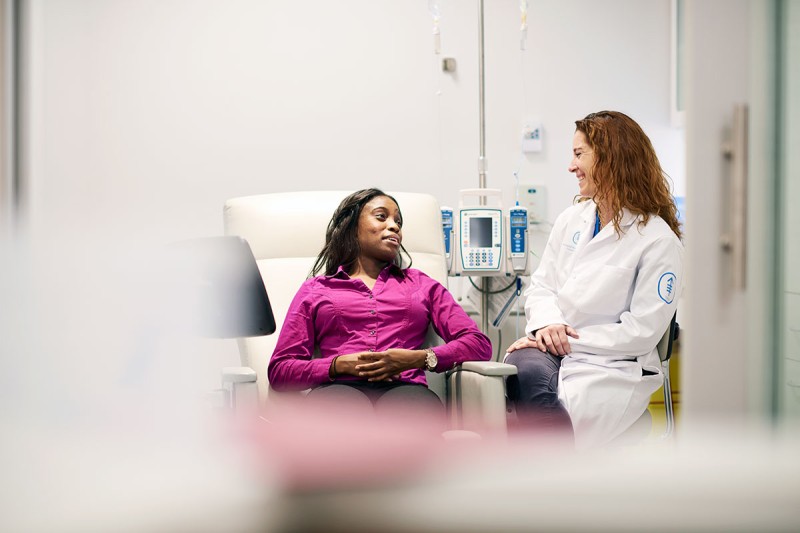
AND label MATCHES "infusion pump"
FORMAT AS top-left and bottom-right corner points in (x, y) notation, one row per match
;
(441, 189), (531, 277)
